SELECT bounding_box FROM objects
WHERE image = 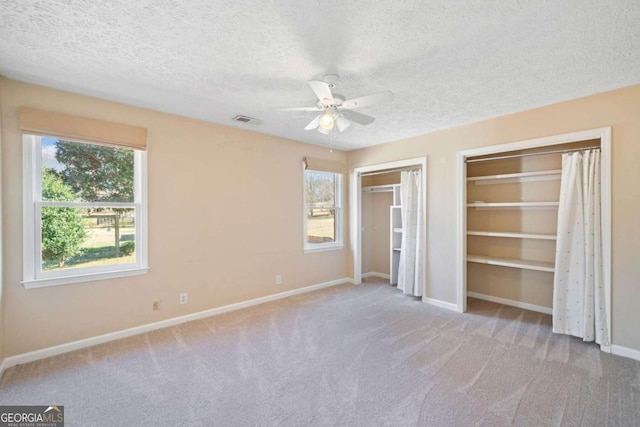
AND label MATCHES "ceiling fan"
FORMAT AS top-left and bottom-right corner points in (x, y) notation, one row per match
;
(280, 74), (394, 134)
